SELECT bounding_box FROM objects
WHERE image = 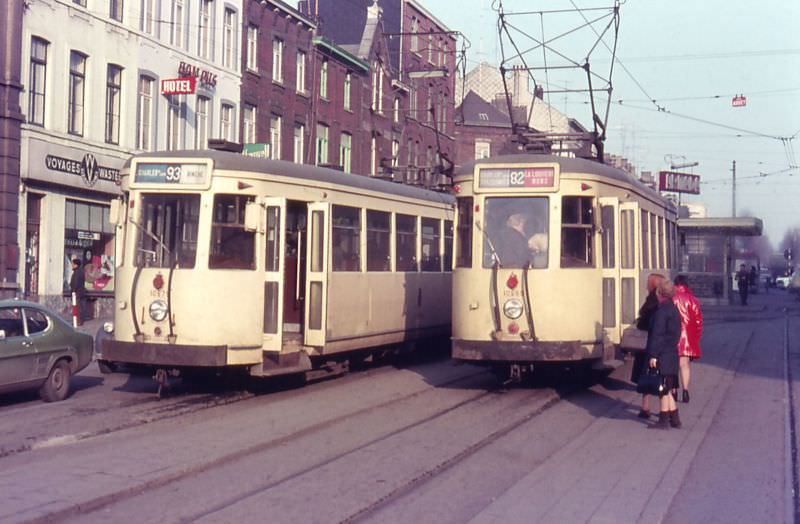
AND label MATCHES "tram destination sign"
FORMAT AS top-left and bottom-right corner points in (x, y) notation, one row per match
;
(658, 171), (700, 194)
(478, 166), (557, 189)
(134, 162), (209, 185)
